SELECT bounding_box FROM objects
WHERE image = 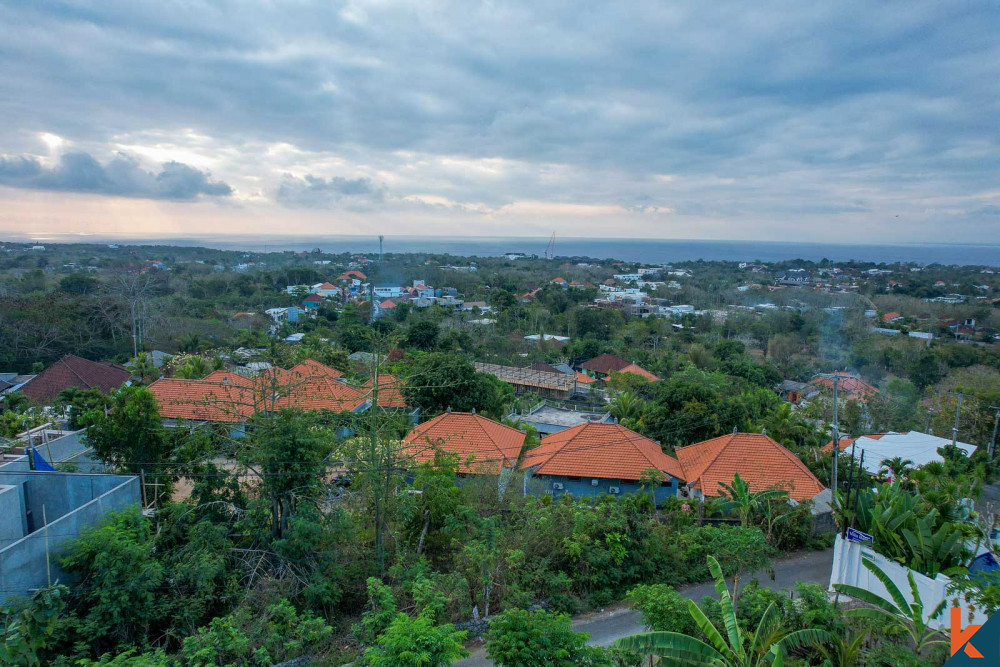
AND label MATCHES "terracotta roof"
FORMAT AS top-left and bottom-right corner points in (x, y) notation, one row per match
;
(362, 373), (407, 408)
(675, 433), (825, 501)
(19, 354), (131, 403)
(289, 359), (344, 380)
(822, 433), (889, 453)
(379, 299), (397, 309)
(279, 377), (367, 412)
(551, 277), (567, 283)
(579, 353), (630, 375)
(317, 282), (336, 289)
(615, 363), (659, 381)
(403, 412), (526, 474)
(575, 372), (596, 384)
(302, 294), (322, 303)
(149, 378), (257, 423)
(881, 312), (901, 322)
(810, 373), (878, 400)
(522, 422), (684, 481)
(202, 370), (254, 387)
